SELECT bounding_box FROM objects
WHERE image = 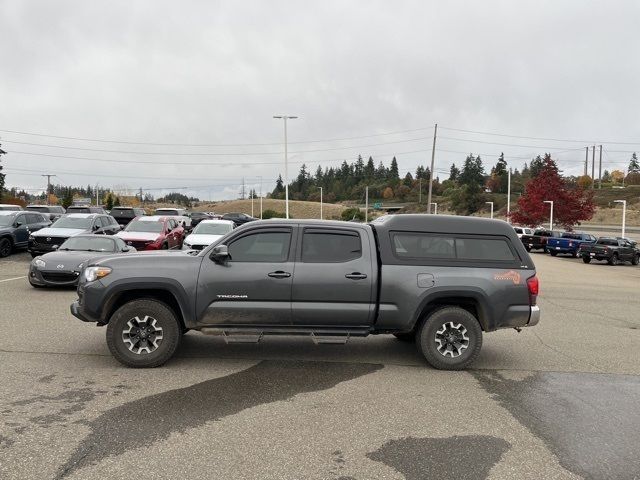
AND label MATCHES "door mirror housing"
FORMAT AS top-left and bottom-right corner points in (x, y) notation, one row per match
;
(92, 224), (100, 231)
(14, 221), (23, 227)
(211, 244), (229, 263)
